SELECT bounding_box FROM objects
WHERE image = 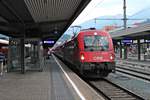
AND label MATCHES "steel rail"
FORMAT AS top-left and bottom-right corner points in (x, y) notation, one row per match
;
(87, 78), (145, 100)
